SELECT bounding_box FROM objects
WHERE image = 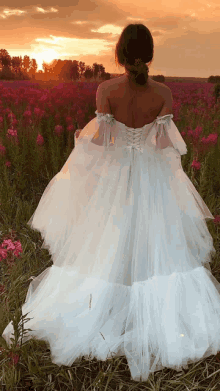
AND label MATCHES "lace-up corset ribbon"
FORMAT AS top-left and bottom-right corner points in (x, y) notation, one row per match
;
(121, 125), (147, 199)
